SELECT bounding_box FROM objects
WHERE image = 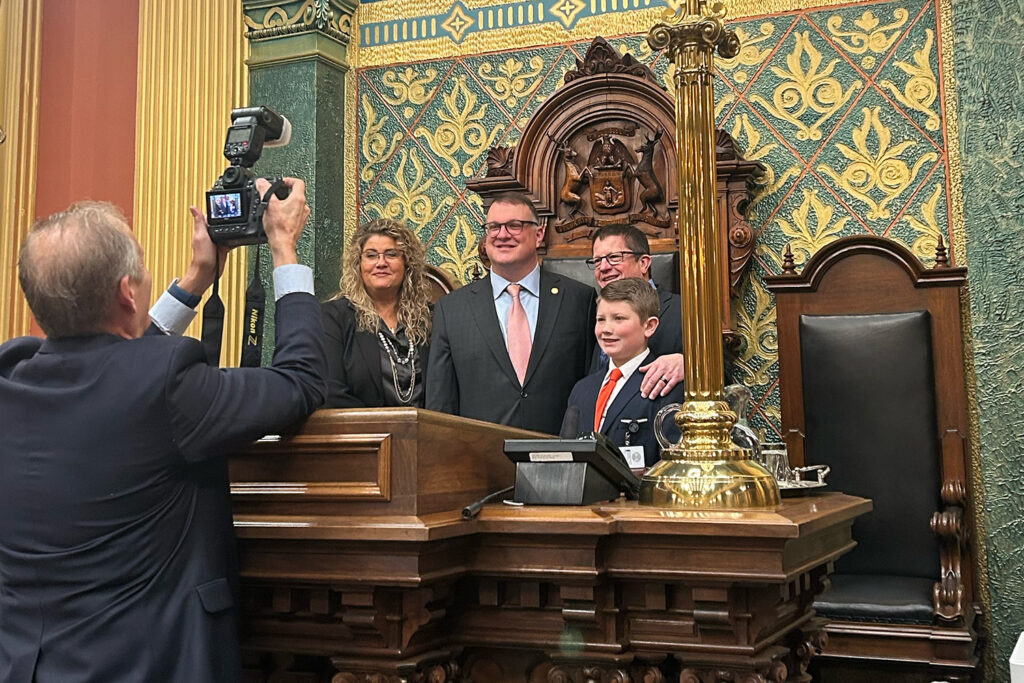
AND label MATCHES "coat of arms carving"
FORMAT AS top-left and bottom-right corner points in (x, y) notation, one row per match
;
(553, 123), (669, 241)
